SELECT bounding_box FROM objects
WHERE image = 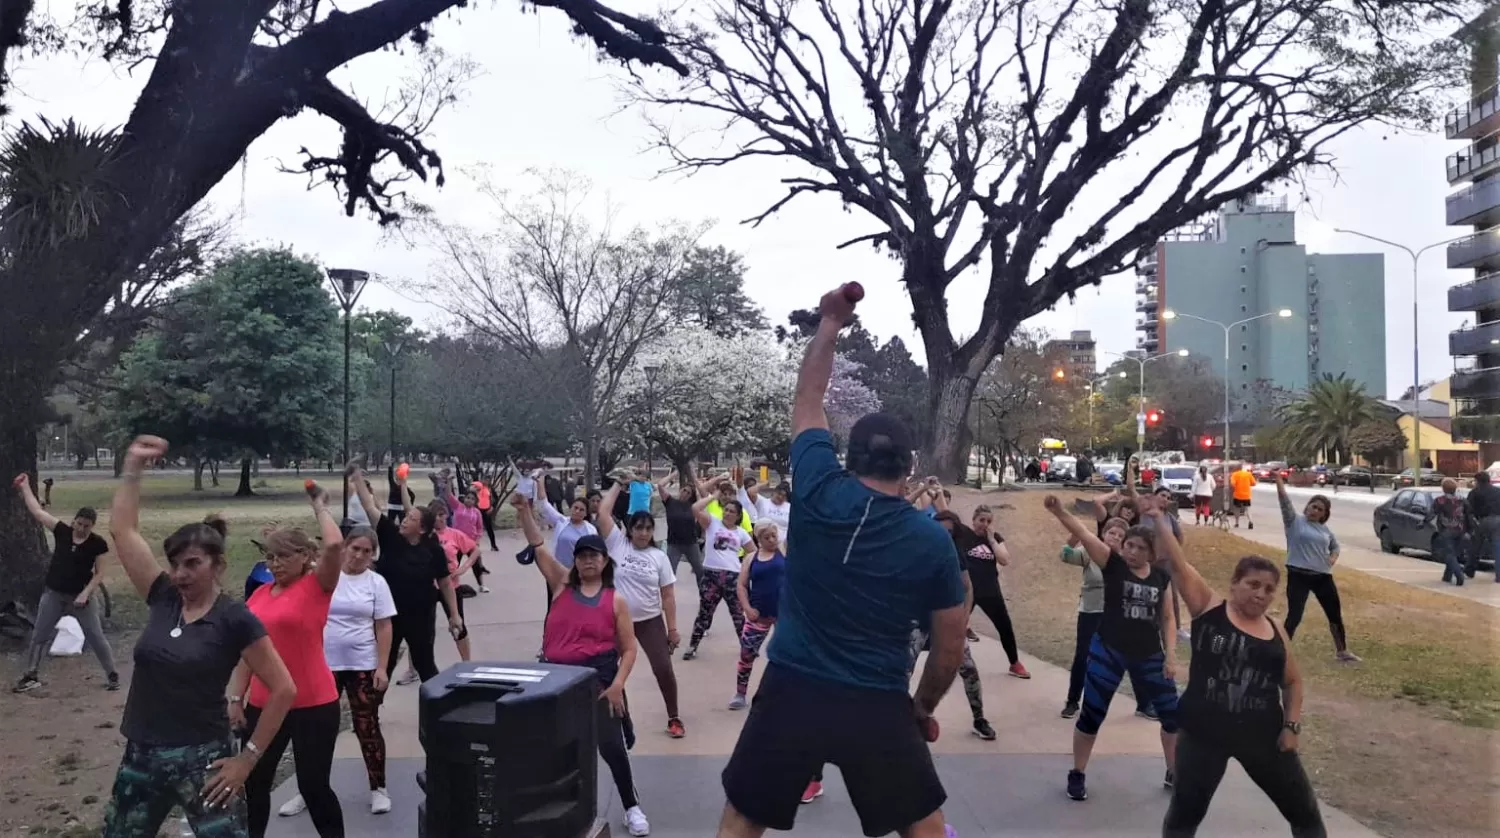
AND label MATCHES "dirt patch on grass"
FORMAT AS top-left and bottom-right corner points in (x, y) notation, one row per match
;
(957, 487), (1500, 837)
